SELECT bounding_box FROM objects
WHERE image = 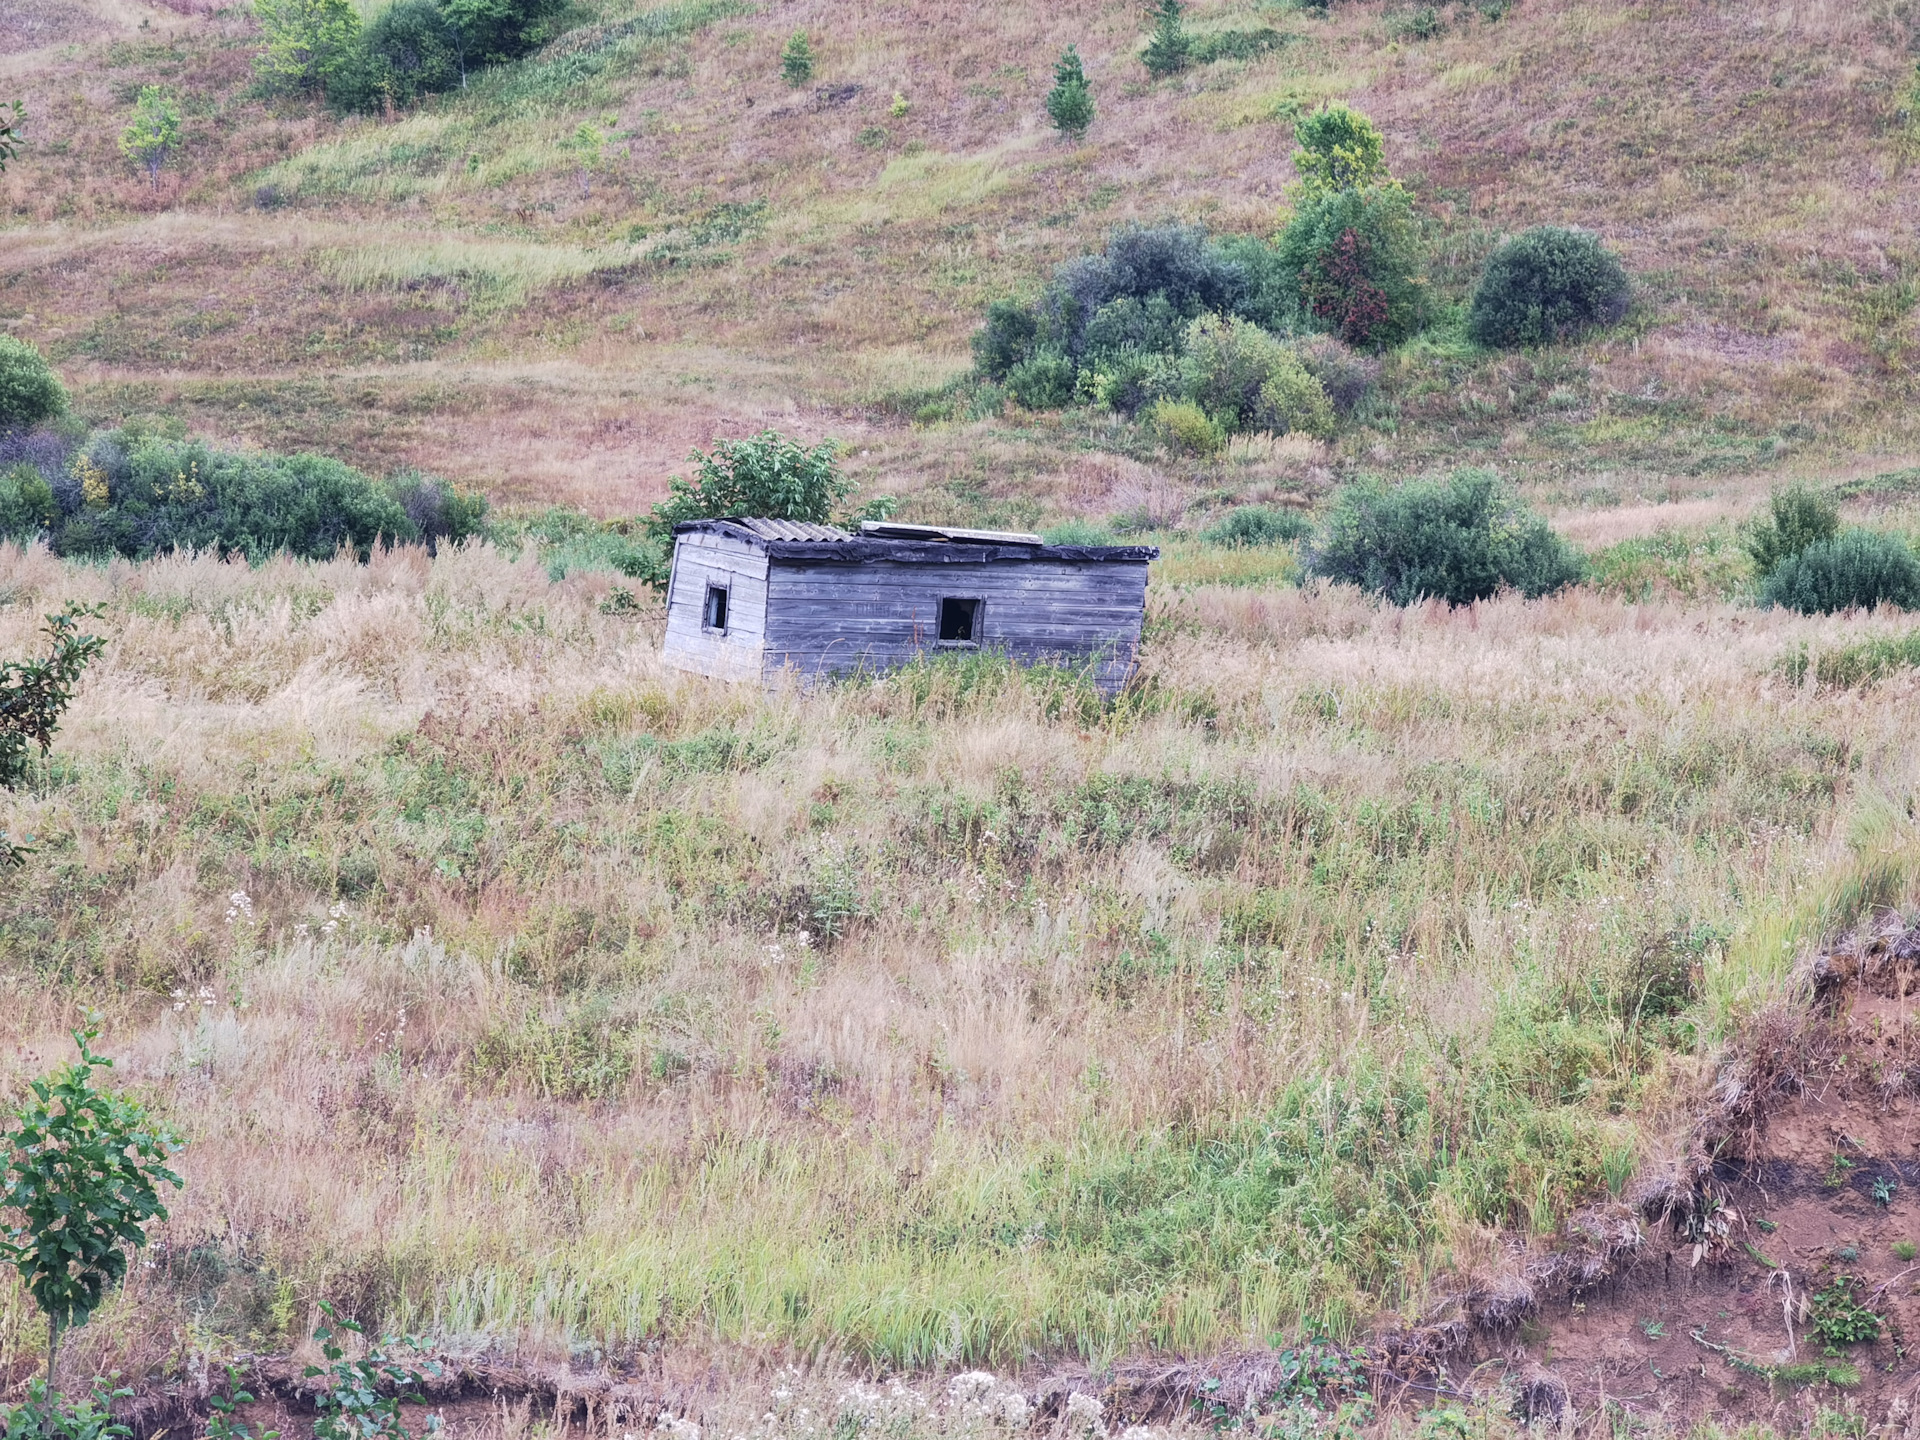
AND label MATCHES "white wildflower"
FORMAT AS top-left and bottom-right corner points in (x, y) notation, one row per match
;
(947, 1373), (997, 1406)
(996, 1394), (1030, 1429)
(1064, 1393), (1105, 1440)
(656, 1414), (700, 1440)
